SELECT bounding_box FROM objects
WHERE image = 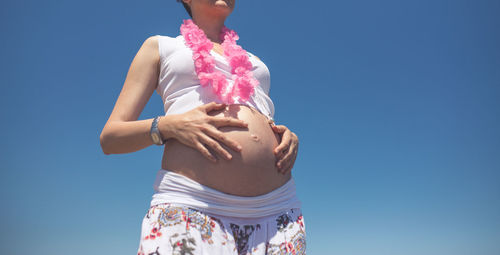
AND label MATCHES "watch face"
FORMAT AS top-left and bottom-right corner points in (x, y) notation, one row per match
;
(152, 133), (160, 143)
